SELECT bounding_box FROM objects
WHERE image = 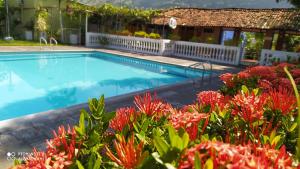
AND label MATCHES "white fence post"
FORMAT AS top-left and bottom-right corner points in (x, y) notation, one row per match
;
(260, 49), (300, 65)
